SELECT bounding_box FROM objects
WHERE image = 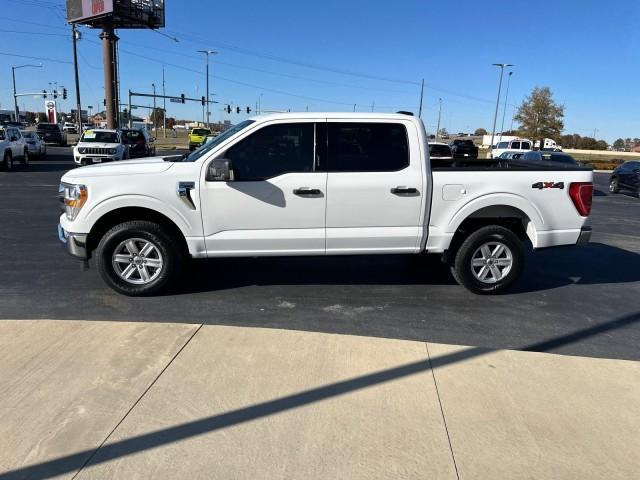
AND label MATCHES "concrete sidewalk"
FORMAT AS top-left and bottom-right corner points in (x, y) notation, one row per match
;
(0, 320), (638, 479)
